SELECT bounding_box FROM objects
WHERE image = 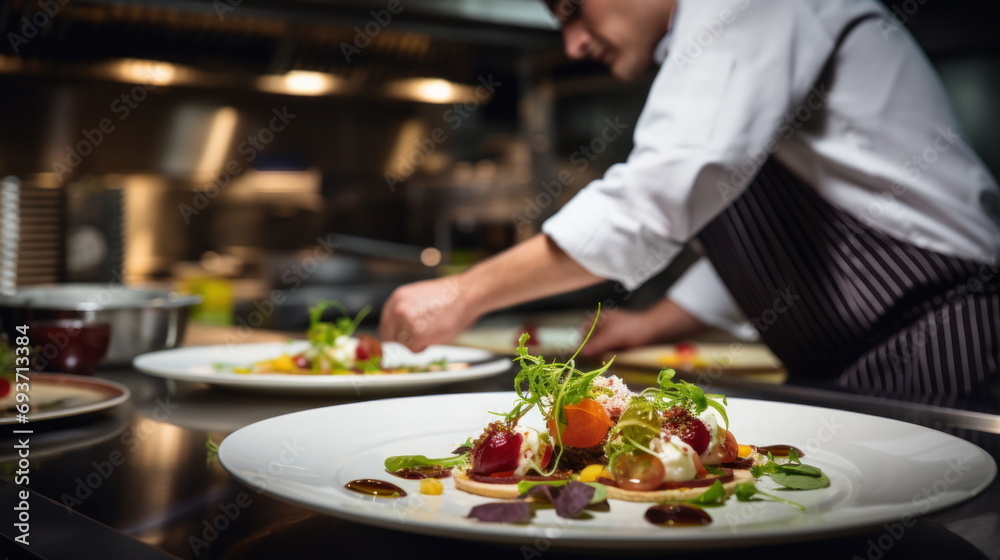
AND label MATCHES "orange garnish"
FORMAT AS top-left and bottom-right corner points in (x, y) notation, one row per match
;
(547, 398), (614, 448)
